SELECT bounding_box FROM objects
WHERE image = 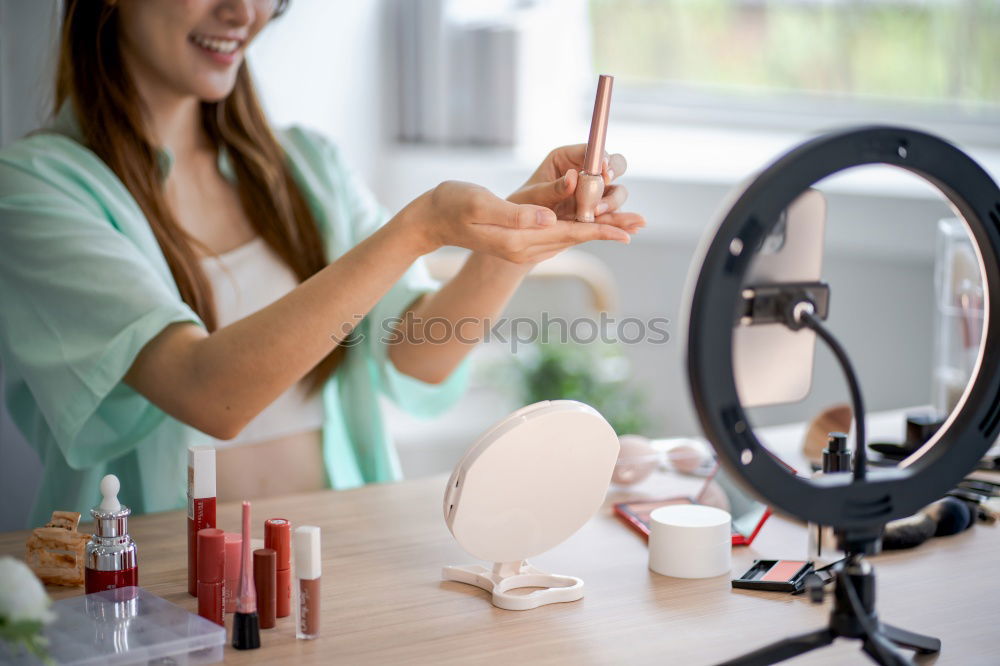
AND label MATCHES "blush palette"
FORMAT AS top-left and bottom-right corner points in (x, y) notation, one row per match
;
(732, 559), (814, 593)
